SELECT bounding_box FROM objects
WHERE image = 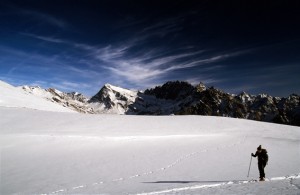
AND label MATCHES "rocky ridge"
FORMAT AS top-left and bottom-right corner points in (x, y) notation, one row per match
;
(89, 81), (300, 126)
(88, 84), (138, 114)
(21, 86), (93, 113)
(20, 81), (300, 126)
